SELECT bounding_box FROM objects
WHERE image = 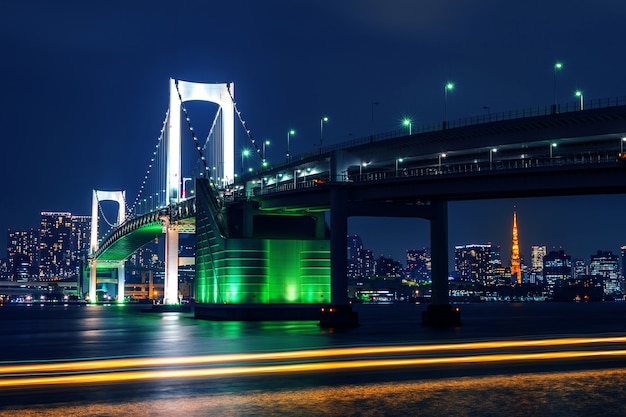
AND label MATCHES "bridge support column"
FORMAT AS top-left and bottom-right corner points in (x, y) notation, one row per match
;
(89, 260), (97, 303)
(164, 221), (180, 305)
(320, 187), (358, 327)
(422, 199), (461, 326)
(117, 262), (125, 303)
